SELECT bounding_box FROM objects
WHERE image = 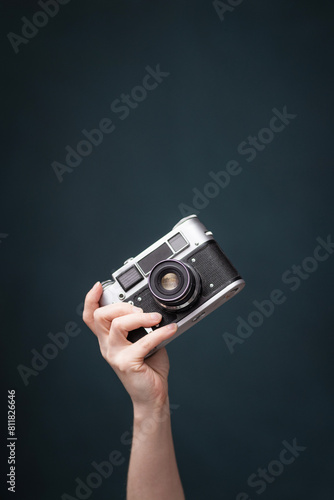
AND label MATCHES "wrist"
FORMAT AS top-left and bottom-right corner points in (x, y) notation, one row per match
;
(133, 396), (171, 425)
